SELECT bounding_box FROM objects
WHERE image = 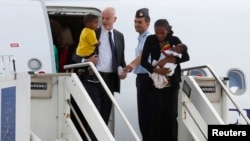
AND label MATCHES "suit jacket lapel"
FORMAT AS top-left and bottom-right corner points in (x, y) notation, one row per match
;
(96, 28), (101, 40)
